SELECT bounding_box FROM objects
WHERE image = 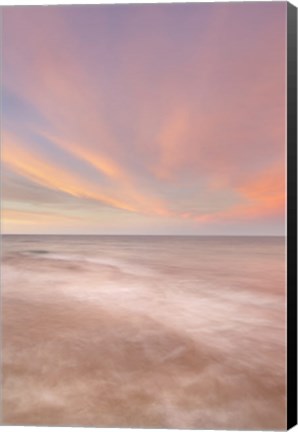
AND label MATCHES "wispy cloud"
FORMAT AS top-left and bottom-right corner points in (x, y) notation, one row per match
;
(2, 3), (286, 234)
